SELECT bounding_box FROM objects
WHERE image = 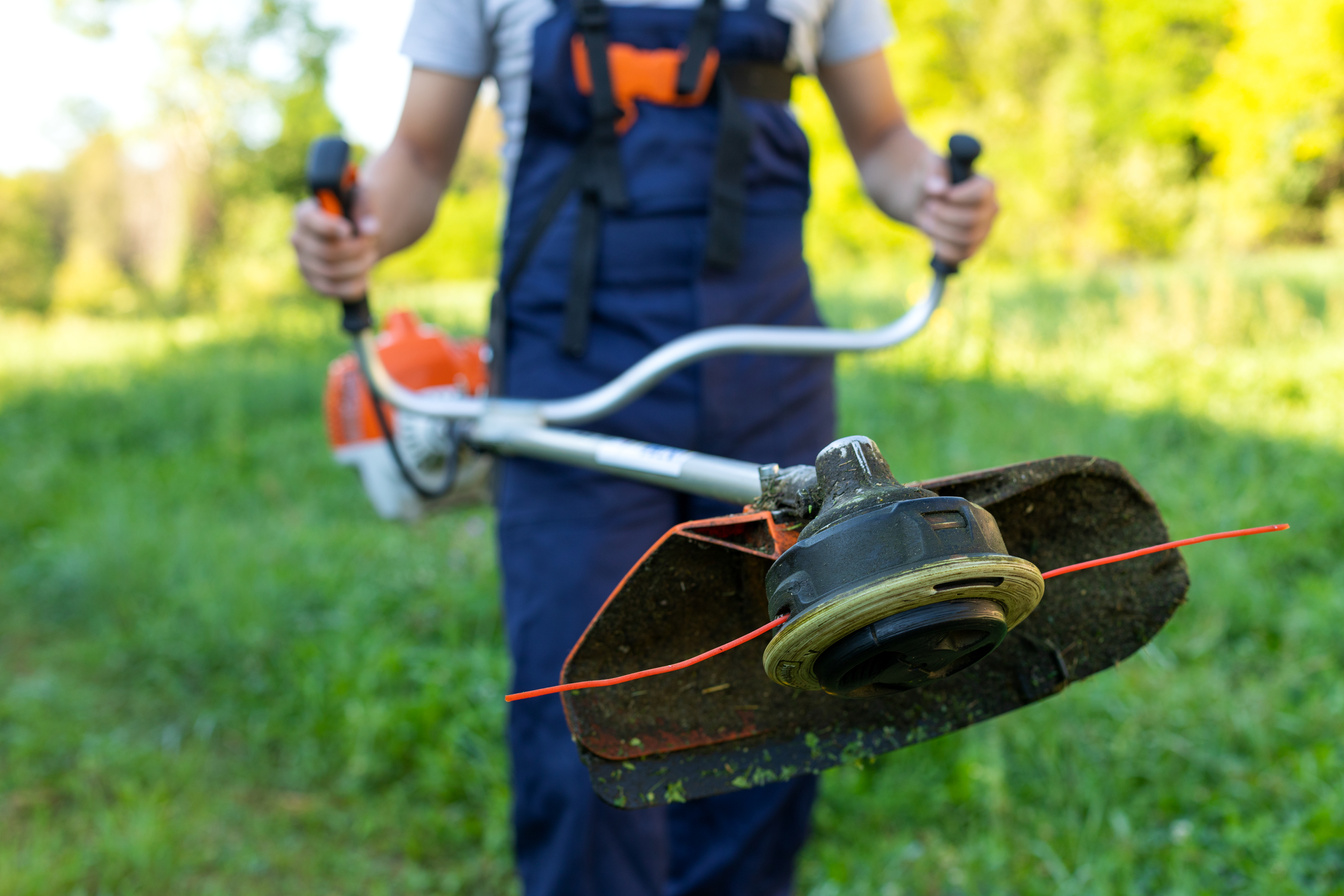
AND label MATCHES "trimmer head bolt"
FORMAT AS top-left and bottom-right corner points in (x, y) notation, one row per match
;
(815, 435), (897, 493)
(802, 436), (934, 539)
